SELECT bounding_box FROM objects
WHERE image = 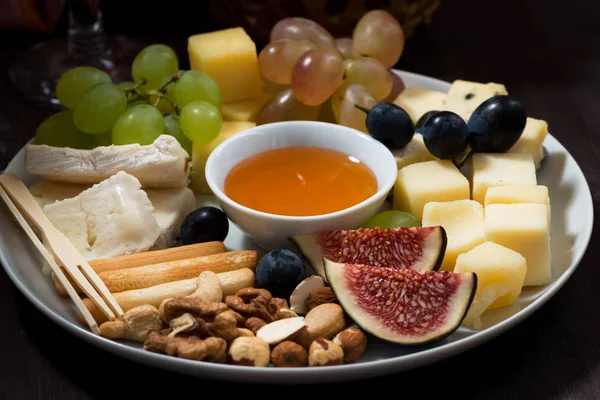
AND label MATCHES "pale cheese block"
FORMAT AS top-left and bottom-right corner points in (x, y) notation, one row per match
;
(25, 135), (190, 188)
(442, 80), (508, 121)
(393, 87), (447, 123)
(190, 121), (256, 194)
(391, 134), (438, 170)
(188, 27), (262, 103)
(484, 203), (551, 286)
(222, 92), (272, 122)
(508, 117), (548, 169)
(43, 172), (161, 260)
(470, 153), (537, 204)
(393, 160), (470, 220)
(484, 184), (550, 224)
(455, 241), (527, 327)
(31, 179), (194, 251)
(422, 200), (484, 271)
